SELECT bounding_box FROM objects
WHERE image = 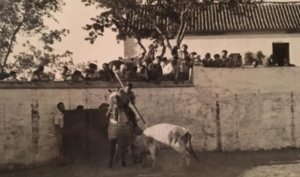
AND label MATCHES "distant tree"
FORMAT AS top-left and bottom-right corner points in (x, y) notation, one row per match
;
(82, 0), (259, 57)
(0, 0), (70, 76)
